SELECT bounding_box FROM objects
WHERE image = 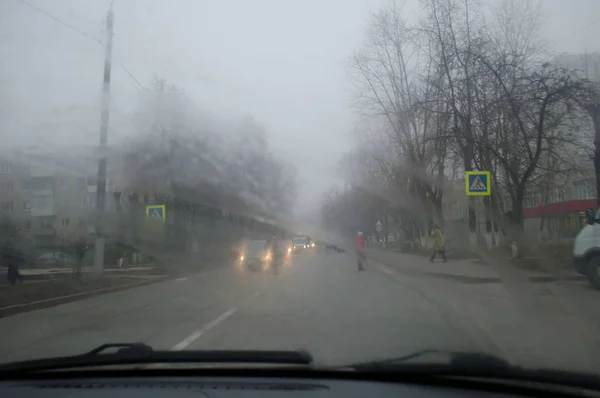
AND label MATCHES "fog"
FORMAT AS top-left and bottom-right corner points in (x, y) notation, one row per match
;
(1, 0), (599, 223)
